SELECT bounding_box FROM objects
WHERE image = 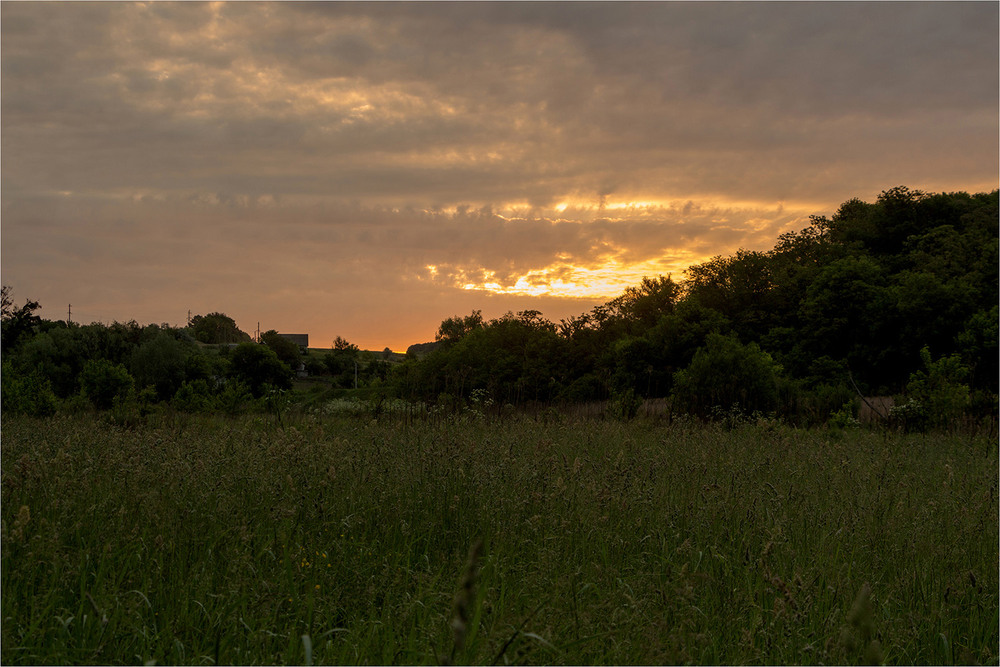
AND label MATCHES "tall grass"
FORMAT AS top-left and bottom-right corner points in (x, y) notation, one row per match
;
(2, 413), (996, 664)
